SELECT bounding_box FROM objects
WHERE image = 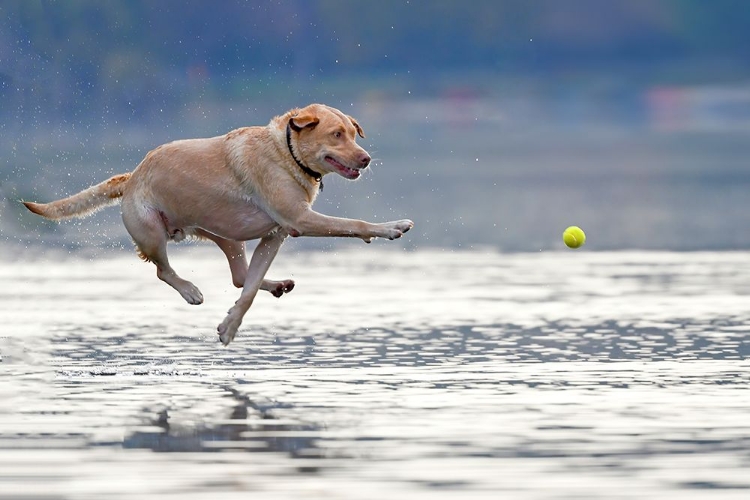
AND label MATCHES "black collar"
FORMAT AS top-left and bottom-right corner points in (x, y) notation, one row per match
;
(286, 120), (323, 190)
